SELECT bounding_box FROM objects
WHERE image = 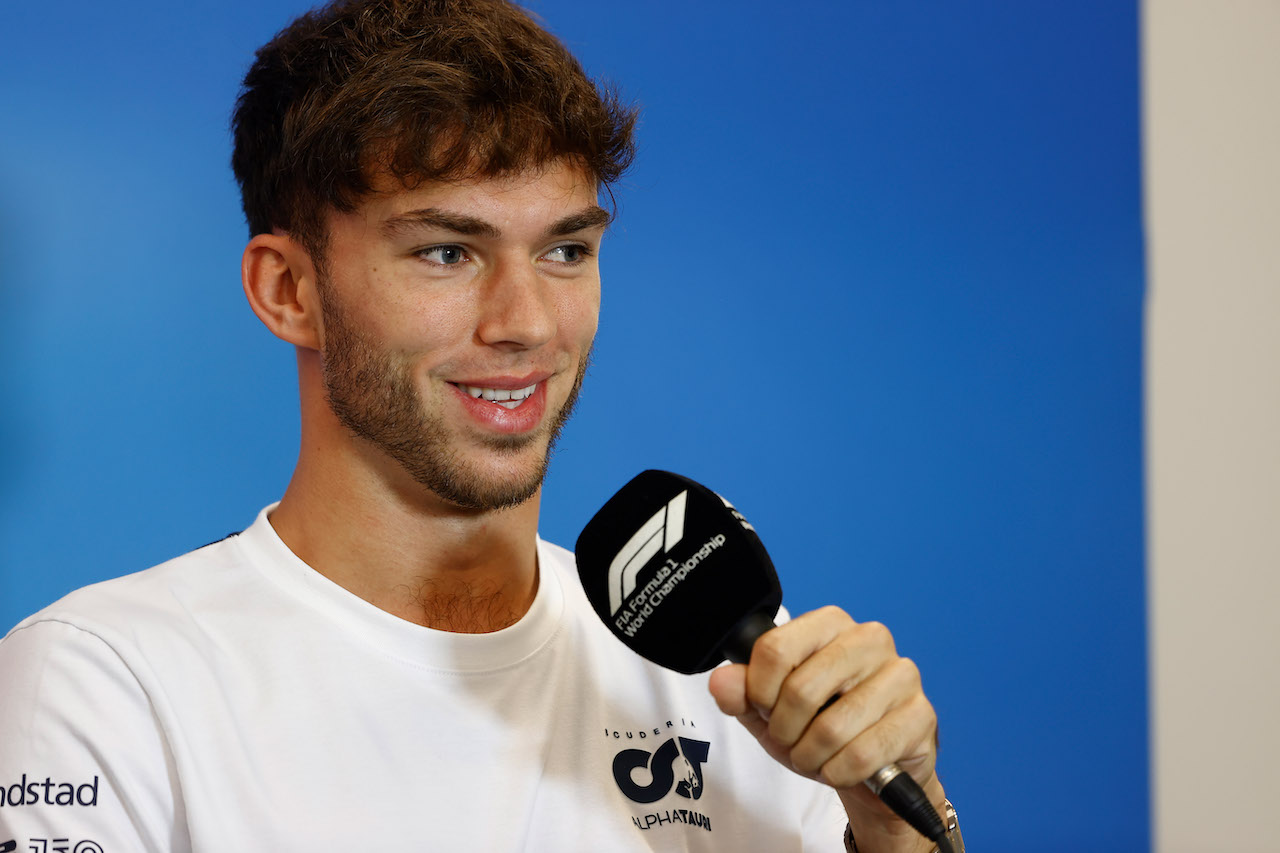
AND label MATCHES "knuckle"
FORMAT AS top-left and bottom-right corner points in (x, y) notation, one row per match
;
(751, 631), (788, 668)
(789, 742), (823, 776)
(860, 614), (890, 640)
(860, 620), (895, 650)
(806, 708), (846, 751)
(908, 693), (938, 729)
(846, 733), (891, 779)
(819, 755), (861, 789)
(819, 604), (851, 623)
(836, 690), (868, 725)
(780, 671), (828, 712)
(893, 656), (922, 688)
